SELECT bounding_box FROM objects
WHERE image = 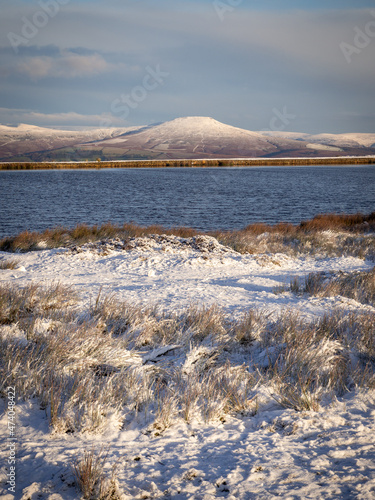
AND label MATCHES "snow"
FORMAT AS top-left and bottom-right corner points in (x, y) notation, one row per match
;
(306, 143), (343, 152)
(1, 236), (375, 499)
(260, 130), (375, 150)
(153, 116), (264, 139)
(0, 123), (137, 137)
(2, 235), (372, 320)
(1, 392), (375, 499)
